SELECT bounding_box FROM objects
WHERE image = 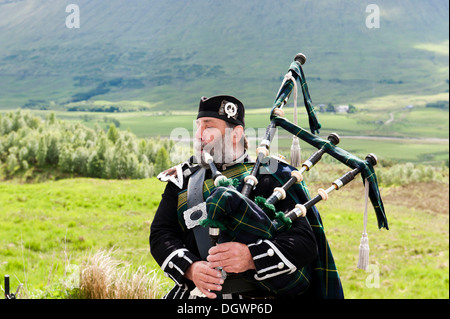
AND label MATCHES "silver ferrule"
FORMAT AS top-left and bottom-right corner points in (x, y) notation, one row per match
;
(303, 160), (313, 170)
(260, 139), (271, 148)
(332, 179), (343, 190)
(209, 227), (220, 237)
(293, 207), (303, 218)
